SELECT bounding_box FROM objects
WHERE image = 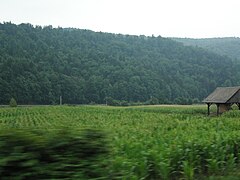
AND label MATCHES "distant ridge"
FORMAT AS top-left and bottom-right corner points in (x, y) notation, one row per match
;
(0, 22), (240, 104)
(172, 37), (240, 60)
